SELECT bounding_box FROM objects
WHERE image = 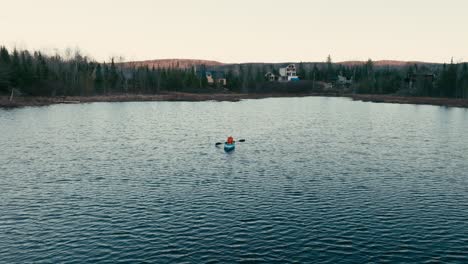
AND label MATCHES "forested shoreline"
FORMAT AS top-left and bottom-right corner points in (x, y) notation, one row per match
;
(1, 46), (468, 100)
